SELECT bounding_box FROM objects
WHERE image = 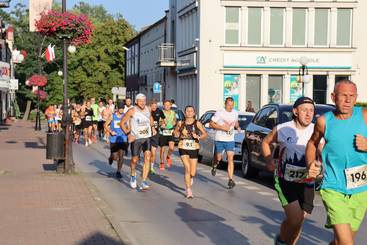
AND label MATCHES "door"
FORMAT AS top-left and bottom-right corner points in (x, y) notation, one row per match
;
(313, 75), (327, 104)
